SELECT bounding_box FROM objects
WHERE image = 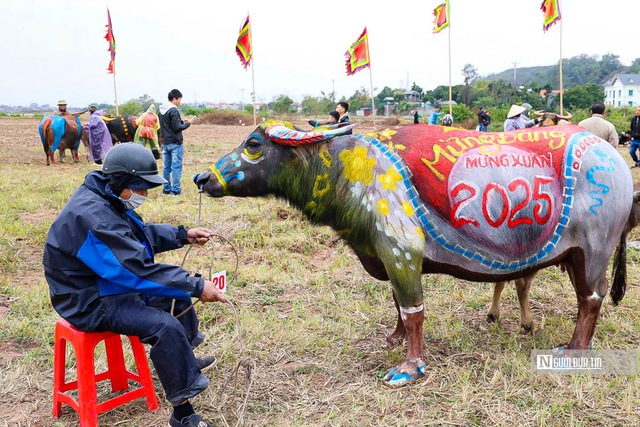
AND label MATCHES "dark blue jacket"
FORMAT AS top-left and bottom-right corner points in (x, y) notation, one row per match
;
(43, 171), (204, 331)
